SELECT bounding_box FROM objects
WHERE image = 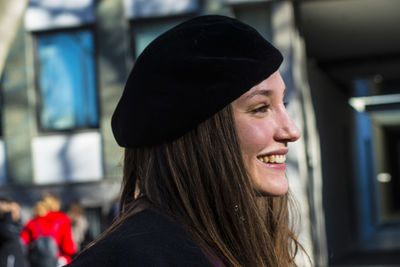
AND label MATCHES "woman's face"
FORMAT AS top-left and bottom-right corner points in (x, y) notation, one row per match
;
(232, 71), (300, 196)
